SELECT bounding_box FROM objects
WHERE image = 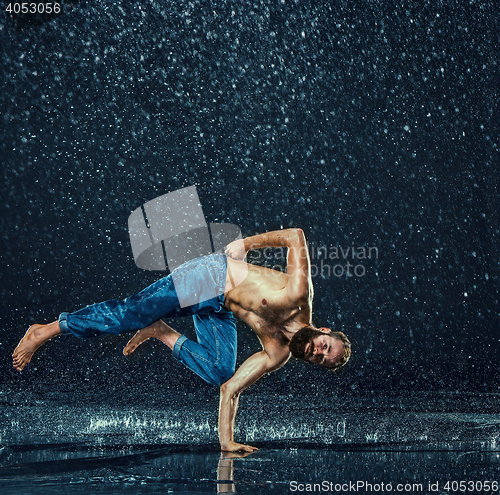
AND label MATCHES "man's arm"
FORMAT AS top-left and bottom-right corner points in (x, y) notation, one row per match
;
(241, 228), (303, 251)
(219, 349), (289, 452)
(226, 228), (312, 304)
